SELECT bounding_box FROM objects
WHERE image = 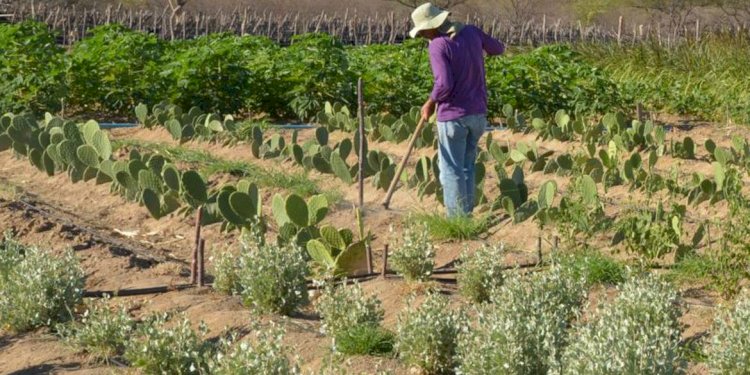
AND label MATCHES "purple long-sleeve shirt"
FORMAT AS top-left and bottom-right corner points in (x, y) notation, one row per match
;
(428, 25), (505, 122)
